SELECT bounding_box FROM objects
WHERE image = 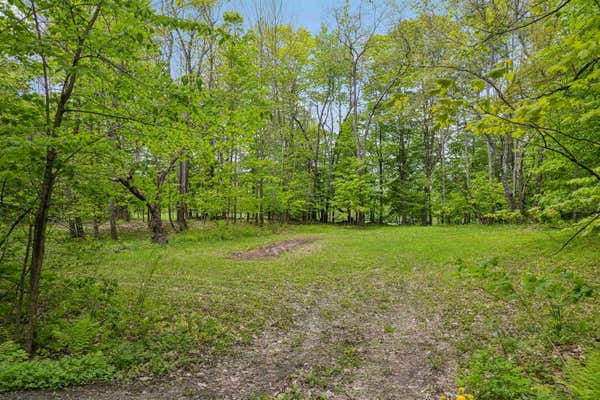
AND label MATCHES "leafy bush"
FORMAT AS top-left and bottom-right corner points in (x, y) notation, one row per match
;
(528, 206), (561, 224)
(0, 341), (114, 392)
(460, 350), (533, 400)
